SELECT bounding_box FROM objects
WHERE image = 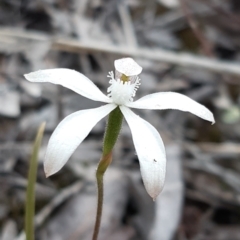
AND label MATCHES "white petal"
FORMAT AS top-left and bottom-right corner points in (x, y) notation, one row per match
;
(114, 58), (142, 76)
(120, 106), (166, 200)
(24, 69), (111, 103)
(127, 92), (215, 124)
(44, 104), (116, 177)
